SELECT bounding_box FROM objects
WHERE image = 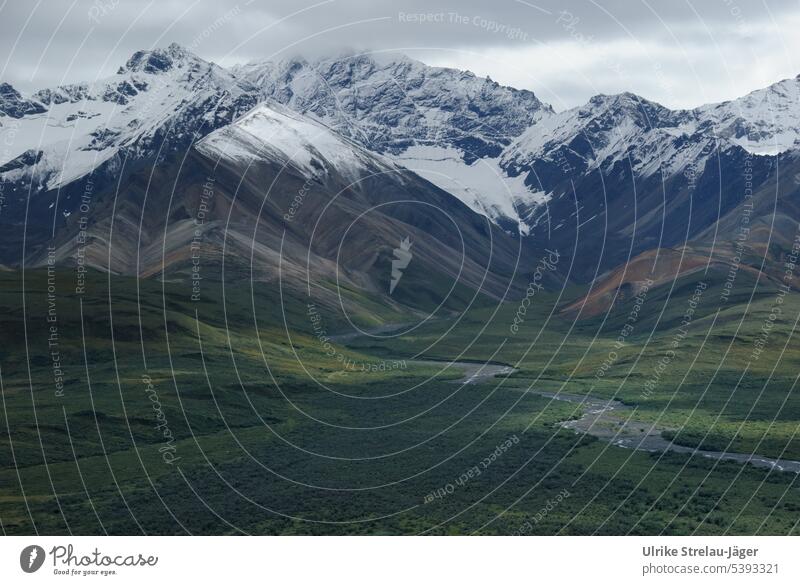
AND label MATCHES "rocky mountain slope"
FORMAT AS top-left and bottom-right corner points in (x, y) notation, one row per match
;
(2, 44), (799, 294)
(233, 53), (554, 233)
(8, 88), (527, 321)
(499, 82), (795, 279)
(236, 53), (800, 254)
